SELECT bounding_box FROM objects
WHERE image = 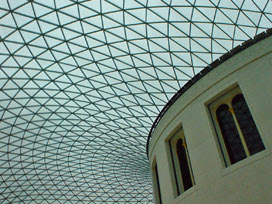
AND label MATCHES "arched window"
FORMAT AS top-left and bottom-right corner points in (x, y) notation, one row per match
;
(169, 128), (194, 196)
(216, 104), (246, 164)
(210, 87), (265, 166)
